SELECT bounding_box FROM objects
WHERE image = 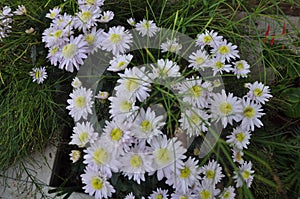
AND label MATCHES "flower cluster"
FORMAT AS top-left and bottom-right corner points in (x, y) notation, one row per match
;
(0, 6), (13, 41)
